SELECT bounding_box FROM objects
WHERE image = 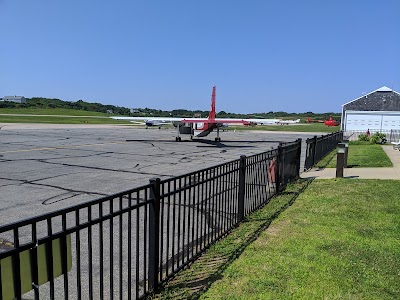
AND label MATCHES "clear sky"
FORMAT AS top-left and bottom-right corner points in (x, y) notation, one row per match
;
(1, 1), (399, 114)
